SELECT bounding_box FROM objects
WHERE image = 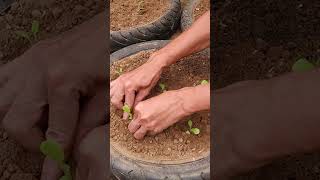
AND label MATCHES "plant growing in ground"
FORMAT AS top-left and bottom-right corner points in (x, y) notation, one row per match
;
(40, 139), (72, 180)
(186, 119), (200, 135)
(16, 20), (40, 43)
(200, 80), (209, 85)
(122, 104), (133, 120)
(159, 83), (166, 92)
(115, 67), (123, 76)
(292, 58), (318, 72)
(137, 0), (146, 15)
